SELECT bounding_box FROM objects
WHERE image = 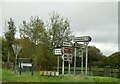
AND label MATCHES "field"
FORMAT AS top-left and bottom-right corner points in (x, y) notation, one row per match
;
(1, 68), (120, 83)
